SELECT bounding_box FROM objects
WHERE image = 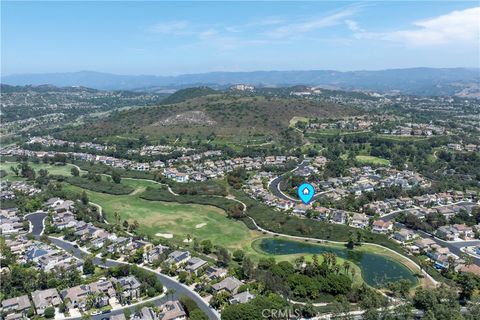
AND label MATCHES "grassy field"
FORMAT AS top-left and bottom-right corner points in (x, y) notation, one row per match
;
(63, 182), (260, 250)
(355, 155), (391, 166)
(0, 161), (77, 181)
